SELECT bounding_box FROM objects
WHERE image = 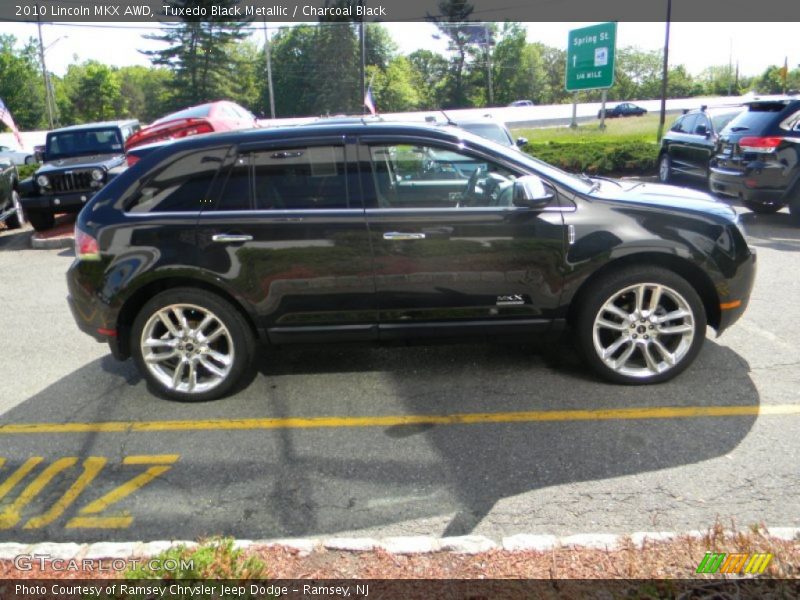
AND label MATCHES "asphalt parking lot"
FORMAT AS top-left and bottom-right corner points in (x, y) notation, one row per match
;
(0, 199), (798, 544)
